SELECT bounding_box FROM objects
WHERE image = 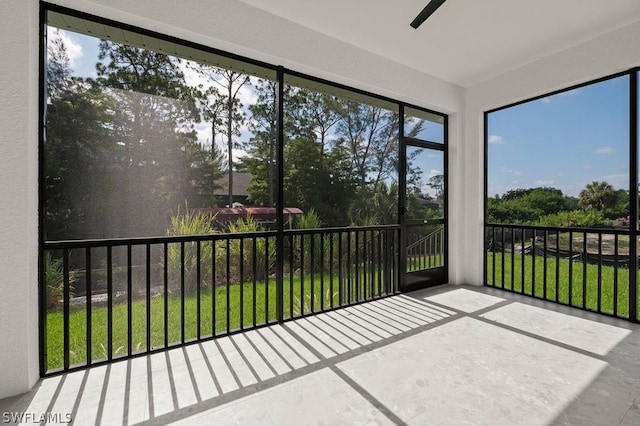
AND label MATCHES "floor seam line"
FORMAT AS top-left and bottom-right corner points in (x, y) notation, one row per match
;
(471, 315), (609, 361)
